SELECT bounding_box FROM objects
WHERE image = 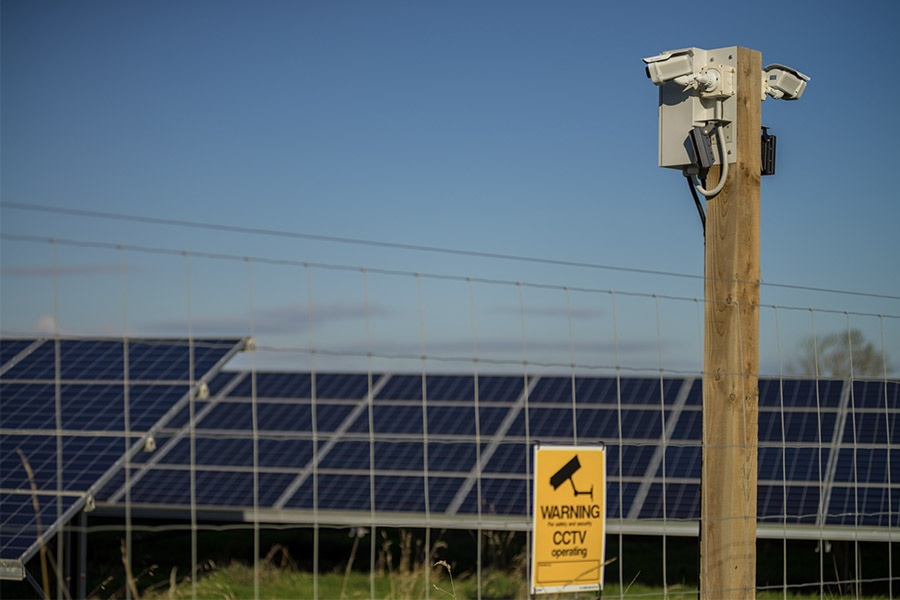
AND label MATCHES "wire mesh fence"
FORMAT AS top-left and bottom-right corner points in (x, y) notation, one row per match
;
(1, 231), (898, 599)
